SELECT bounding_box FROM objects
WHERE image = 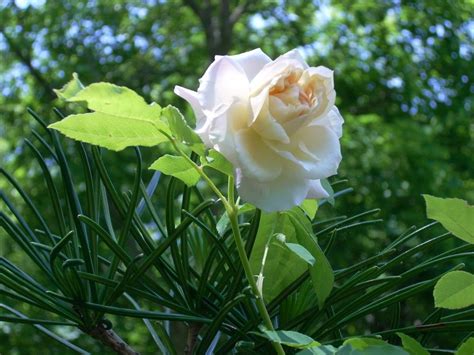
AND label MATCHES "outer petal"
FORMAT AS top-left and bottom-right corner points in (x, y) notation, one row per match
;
(174, 86), (211, 146)
(276, 49), (309, 69)
(289, 124), (342, 179)
(198, 56), (249, 111)
(306, 179), (329, 199)
(311, 106), (344, 138)
(208, 97), (250, 165)
(234, 128), (282, 182)
(227, 48), (271, 80)
(236, 169), (310, 212)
